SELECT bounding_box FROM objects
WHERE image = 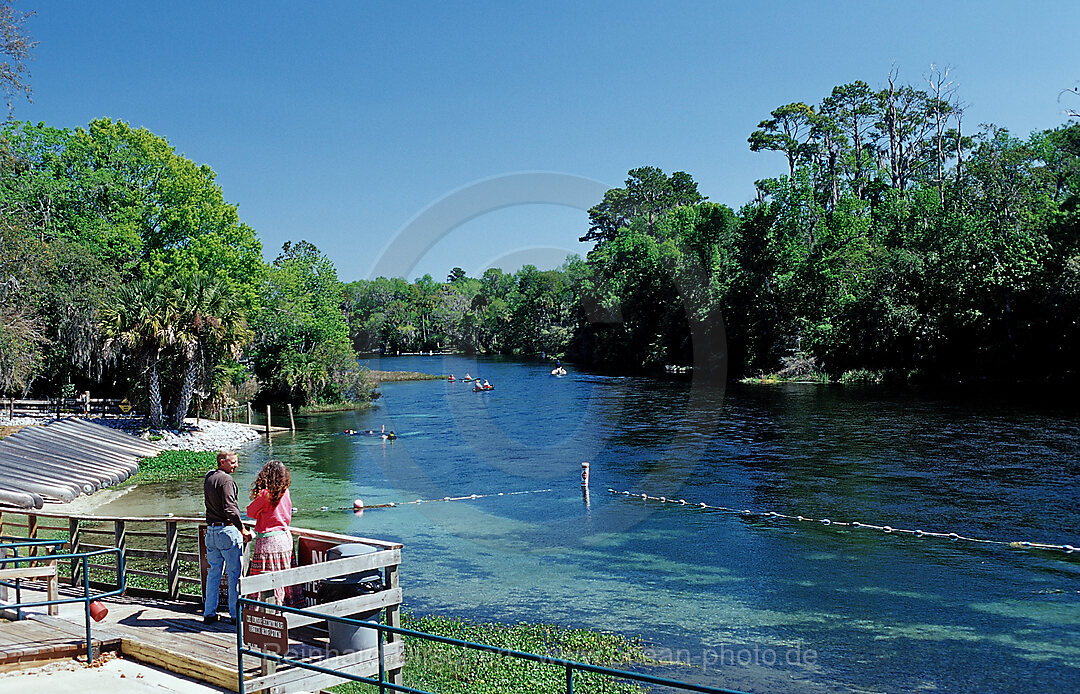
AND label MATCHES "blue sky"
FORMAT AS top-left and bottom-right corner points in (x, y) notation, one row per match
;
(16, 1), (1080, 282)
